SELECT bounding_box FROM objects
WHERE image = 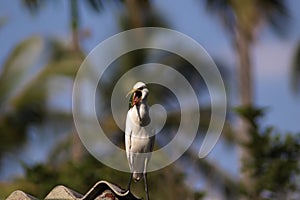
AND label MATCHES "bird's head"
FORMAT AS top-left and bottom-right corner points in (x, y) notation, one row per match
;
(126, 82), (149, 109)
